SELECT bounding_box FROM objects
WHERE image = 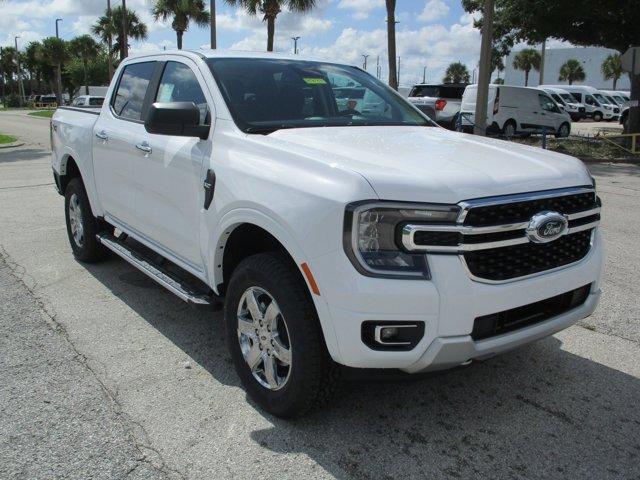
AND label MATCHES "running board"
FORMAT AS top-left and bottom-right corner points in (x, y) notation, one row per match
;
(96, 233), (220, 307)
